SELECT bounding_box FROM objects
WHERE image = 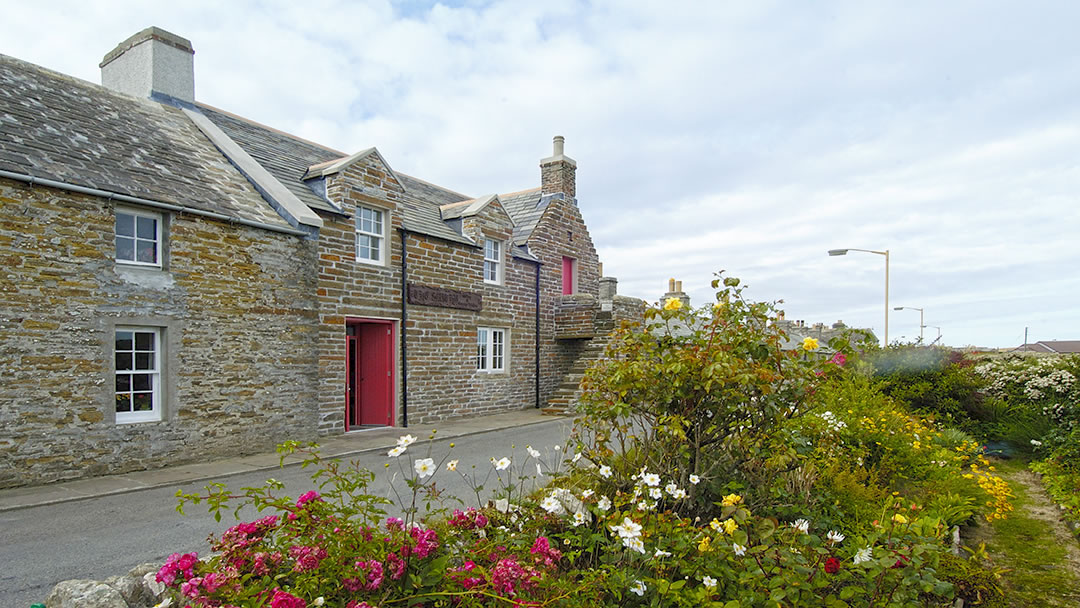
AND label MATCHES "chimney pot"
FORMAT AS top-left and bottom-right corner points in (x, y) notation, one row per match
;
(553, 135), (565, 156)
(675, 280), (682, 292)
